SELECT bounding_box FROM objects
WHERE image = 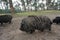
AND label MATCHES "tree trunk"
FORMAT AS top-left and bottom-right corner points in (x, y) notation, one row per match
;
(21, 0), (26, 11)
(35, 0), (37, 11)
(9, 0), (14, 14)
